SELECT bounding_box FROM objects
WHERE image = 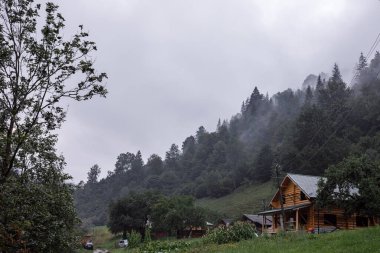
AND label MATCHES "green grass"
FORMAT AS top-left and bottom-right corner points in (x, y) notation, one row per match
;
(78, 226), (380, 253)
(195, 181), (276, 218)
(187, 227), (380, 253)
